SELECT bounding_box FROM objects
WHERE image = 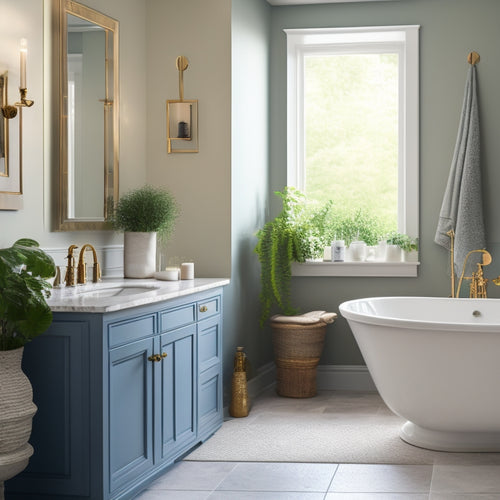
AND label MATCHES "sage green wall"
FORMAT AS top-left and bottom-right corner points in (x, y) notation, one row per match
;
(227, 0), (272, 394)
(269, 0), (500, 365)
